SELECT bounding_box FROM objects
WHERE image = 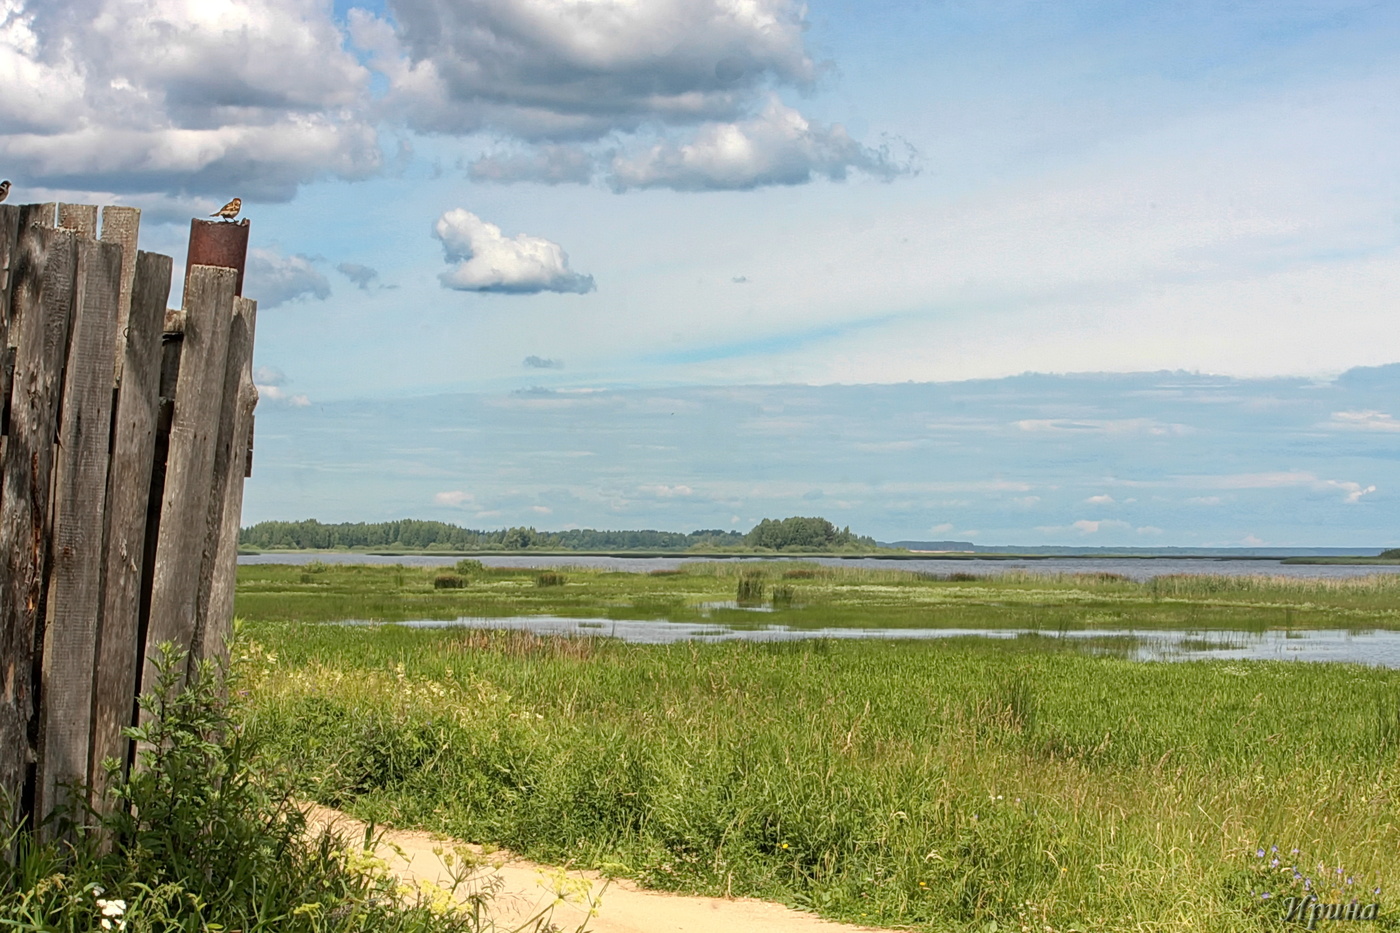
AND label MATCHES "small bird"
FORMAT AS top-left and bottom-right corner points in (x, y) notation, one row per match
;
(0, 180), (10, 203)
(210, 197), (241, 221)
